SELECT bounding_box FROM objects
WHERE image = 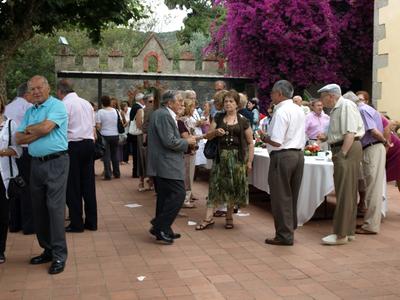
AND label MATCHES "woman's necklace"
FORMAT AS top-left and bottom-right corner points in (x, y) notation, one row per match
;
(223, 114), (237, 146)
